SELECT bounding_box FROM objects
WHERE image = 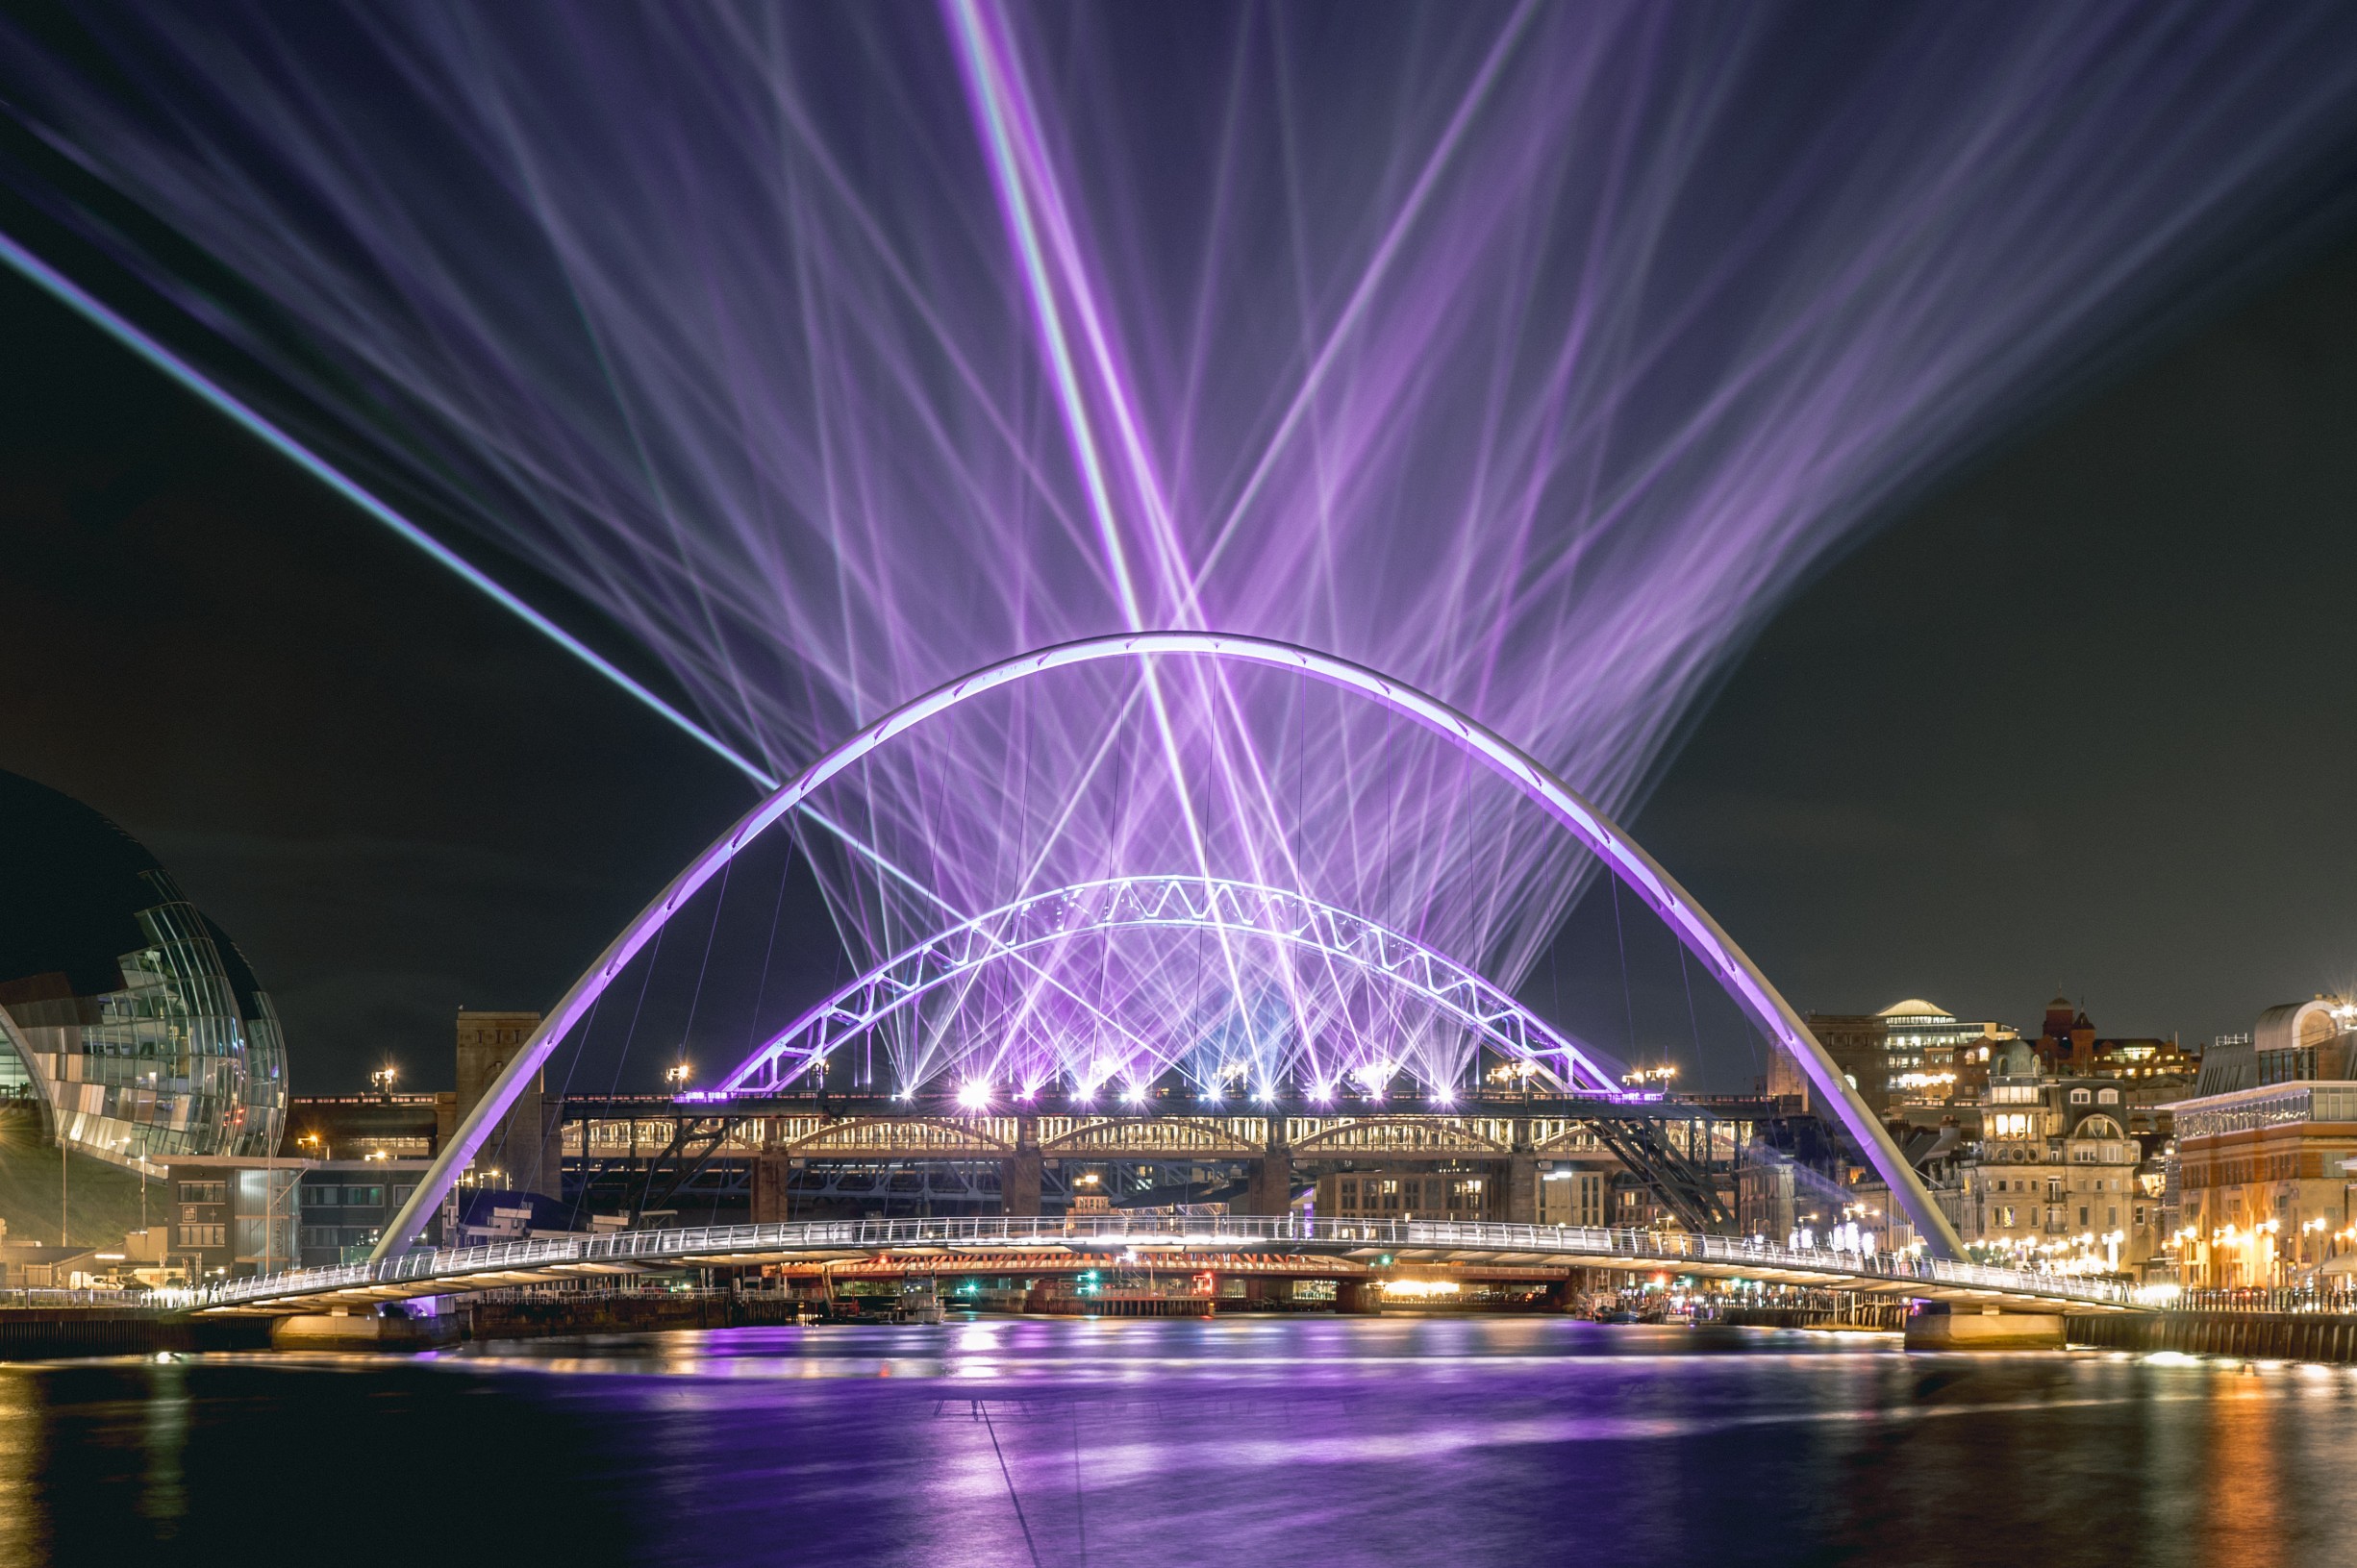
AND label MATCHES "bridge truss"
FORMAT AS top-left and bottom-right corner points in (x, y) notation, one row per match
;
(713, 874), (1623, 1099)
